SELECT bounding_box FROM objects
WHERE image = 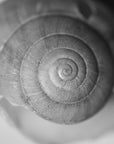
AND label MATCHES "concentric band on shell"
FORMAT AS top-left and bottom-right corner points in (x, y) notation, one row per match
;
(0, 15), (114, 124)
(36, 35), (98, 104)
